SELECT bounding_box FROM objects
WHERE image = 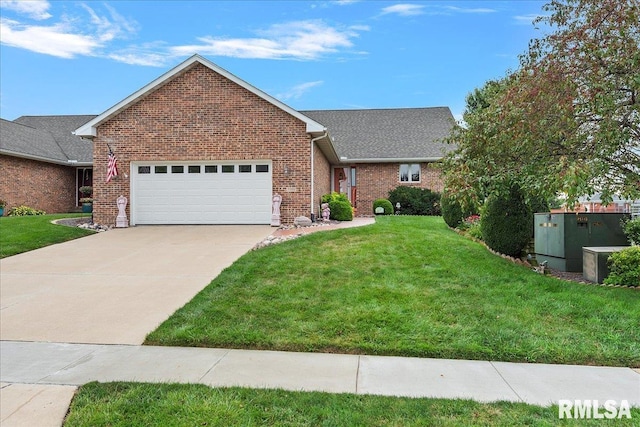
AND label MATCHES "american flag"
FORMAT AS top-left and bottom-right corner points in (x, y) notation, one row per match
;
(106, 149), (118, 183)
